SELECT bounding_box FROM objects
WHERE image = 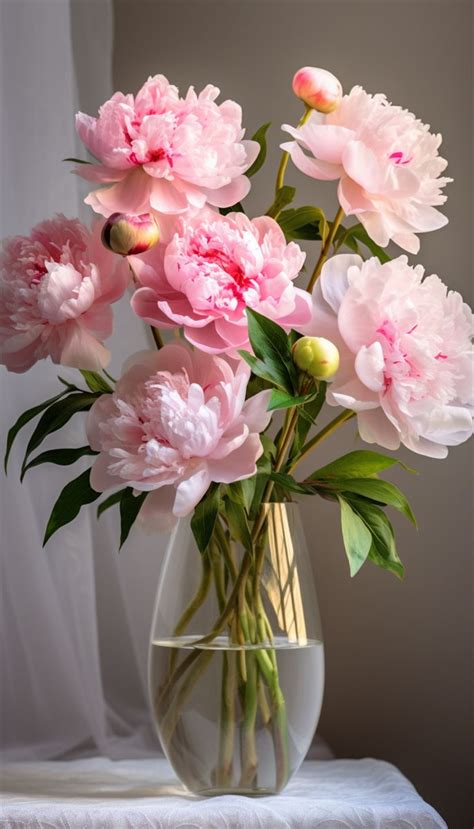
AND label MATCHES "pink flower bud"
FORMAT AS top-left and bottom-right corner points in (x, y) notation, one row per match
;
(292, 336), (340, 380)
(101, 213), (160, 256)
(292, 67), (342, 114)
